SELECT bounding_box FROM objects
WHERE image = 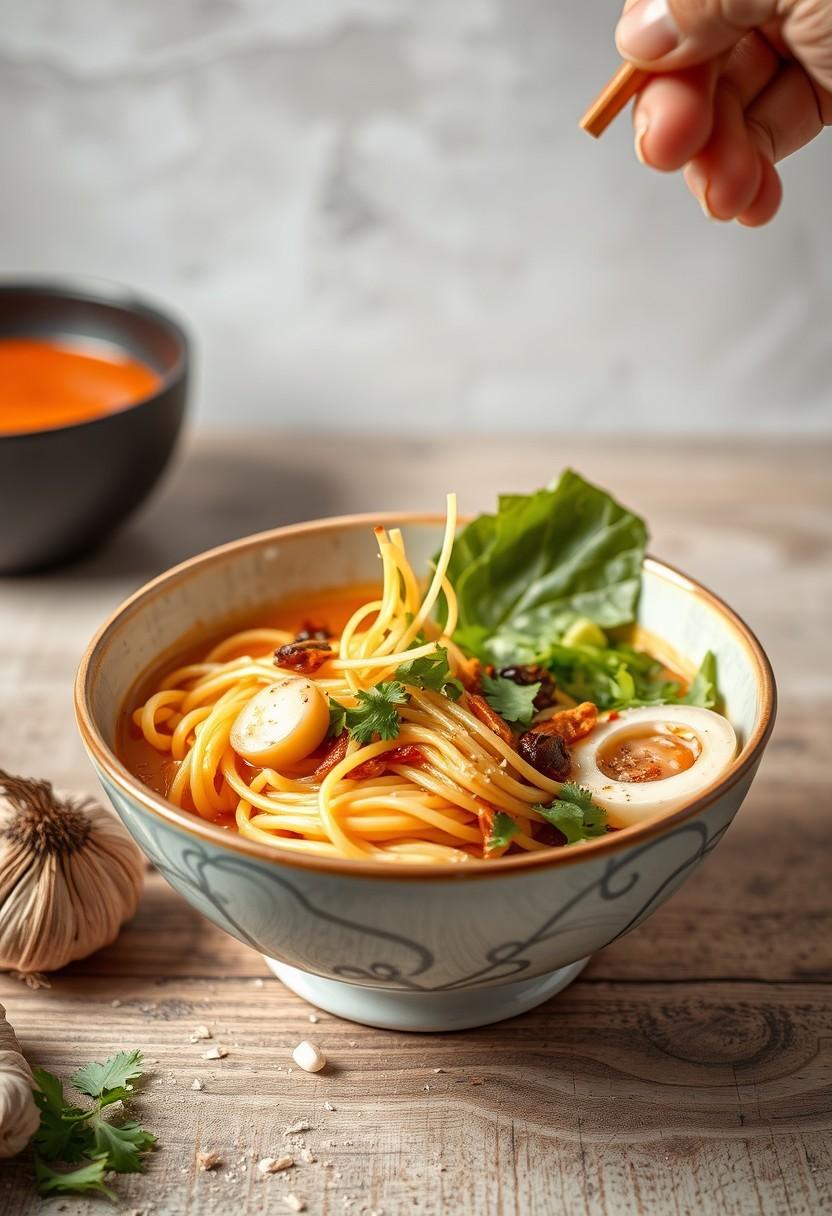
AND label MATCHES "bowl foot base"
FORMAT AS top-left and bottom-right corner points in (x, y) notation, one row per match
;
(262, 957), (590, 1032)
